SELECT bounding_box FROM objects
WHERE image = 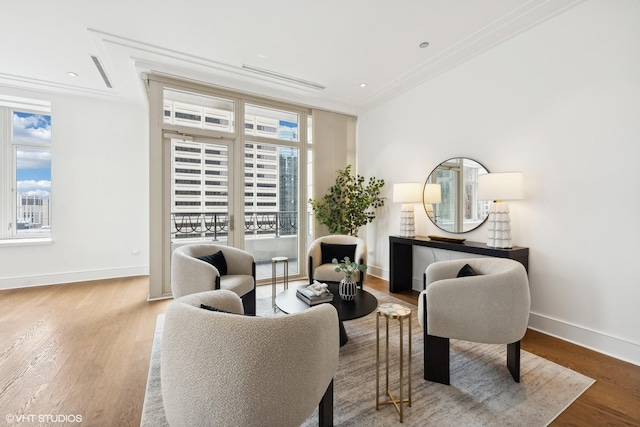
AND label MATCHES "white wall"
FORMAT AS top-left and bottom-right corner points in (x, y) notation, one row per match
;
(358, 0), (640, 365)
(0, 86), (149, 288)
